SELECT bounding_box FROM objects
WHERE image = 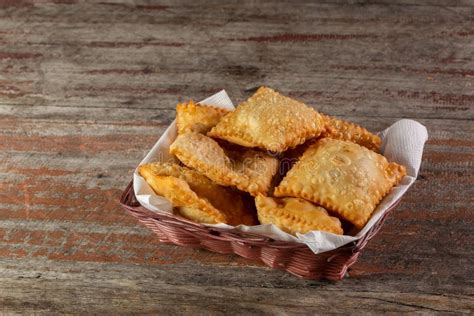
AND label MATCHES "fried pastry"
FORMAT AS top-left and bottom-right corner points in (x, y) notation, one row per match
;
(255, 195), (343, 235)
(170, 133), (278, 196)
(225, 147), (279, 196)
(208, 86), (325, 152)
(176, 100), (231, 135)
(138, 162), (255, 226)
(322, 114), (381, 152)
(274, 138), (406, 229)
